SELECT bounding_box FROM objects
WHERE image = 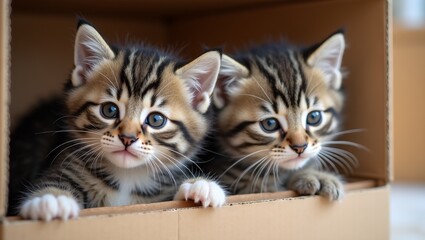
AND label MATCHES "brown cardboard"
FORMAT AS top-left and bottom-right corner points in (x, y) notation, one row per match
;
(0, 0), (10, 218)
(1, 0), (391, 239)
(393, 27), (425, 182)
(1, 184), (389, 240)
